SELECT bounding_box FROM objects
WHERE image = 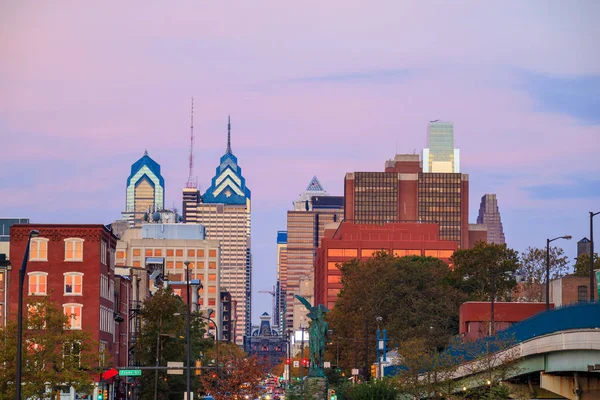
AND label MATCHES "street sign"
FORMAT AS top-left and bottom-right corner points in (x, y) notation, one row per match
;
(351, 368), (359, 376)
(119, 369), (142, 376)
(293, 360), (300, 368)
(167, 361), (184, 375)
(324, 361), (331, 368)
